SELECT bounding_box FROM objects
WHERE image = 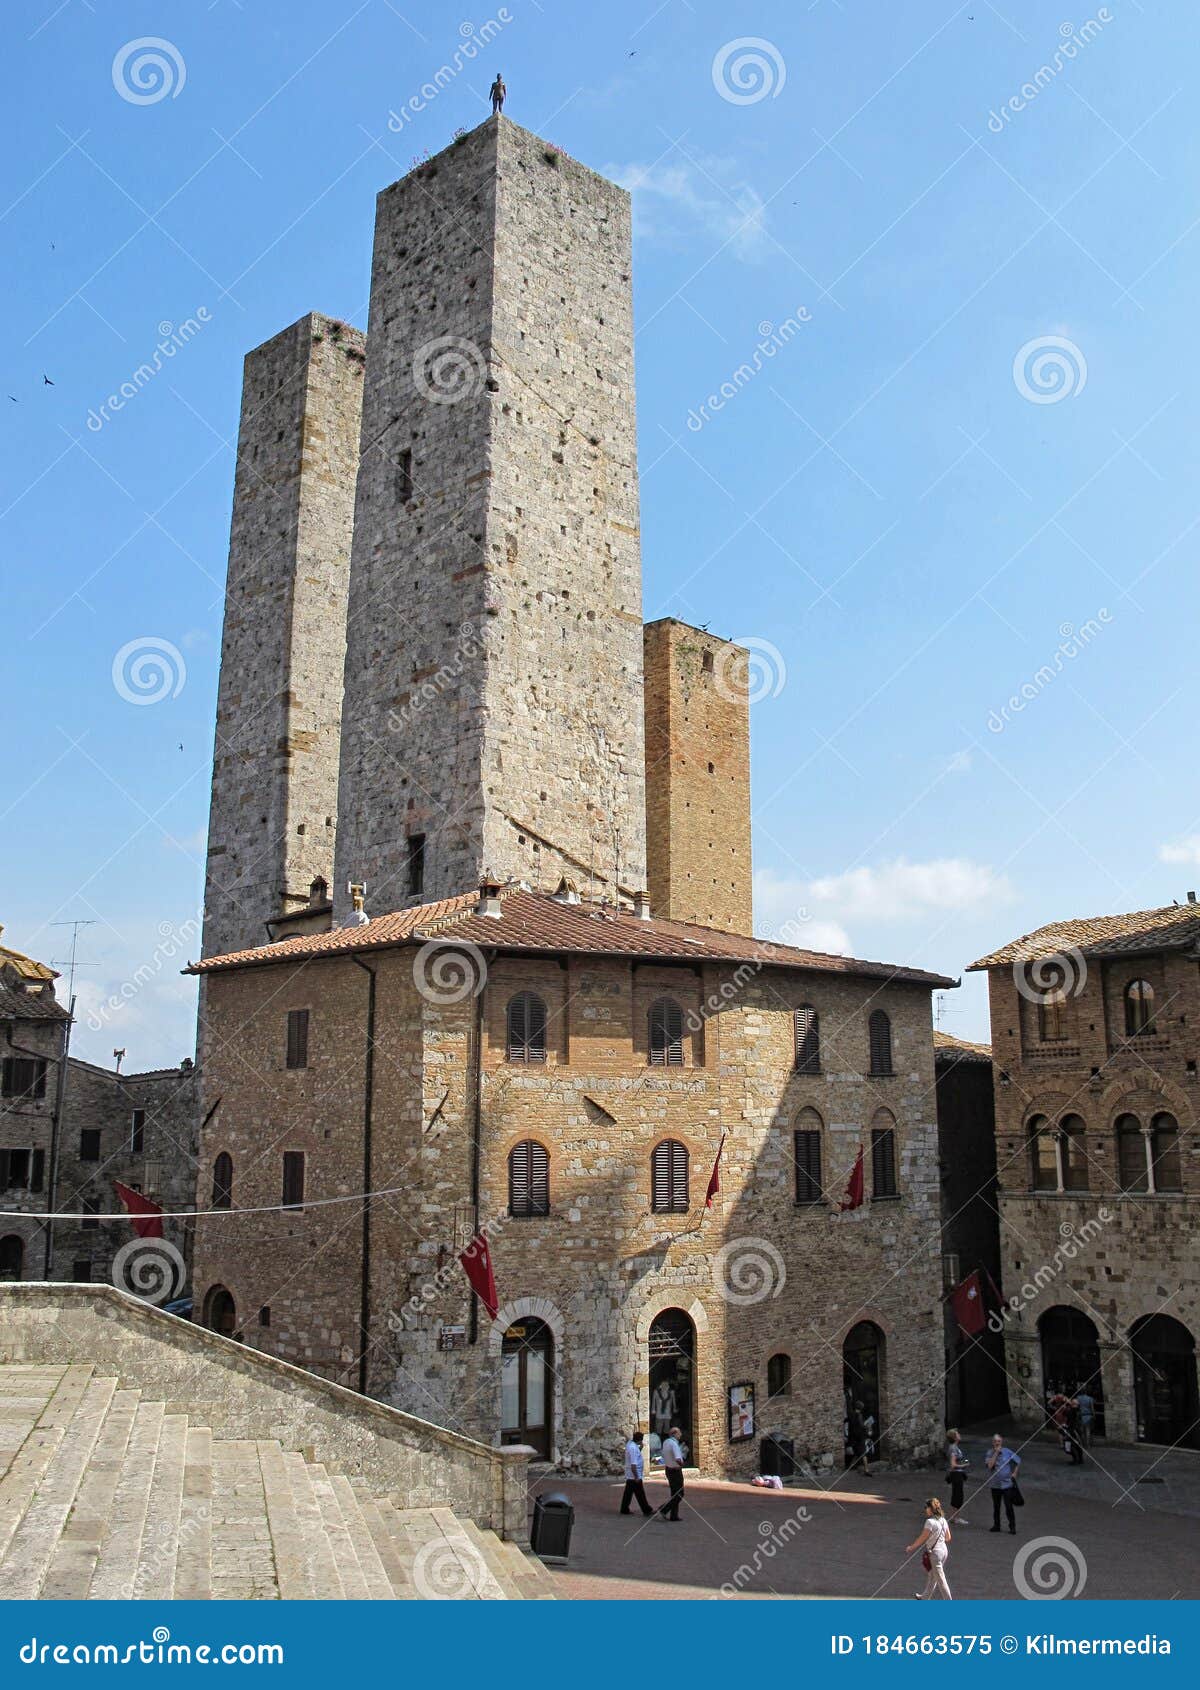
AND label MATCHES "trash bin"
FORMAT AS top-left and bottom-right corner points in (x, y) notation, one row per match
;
(530, 1490), (574, 1560)
(760, 1435), (796, 1480)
